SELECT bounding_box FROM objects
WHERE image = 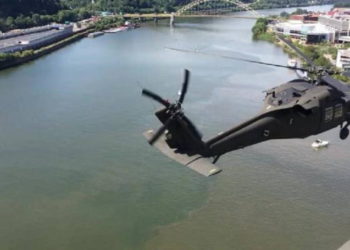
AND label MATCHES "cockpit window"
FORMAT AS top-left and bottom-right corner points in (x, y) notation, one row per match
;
(295, 105), (312, 116)
(324, 107), (333, 122)
(334, 104), (343, 119)
(293, 92), (301, 97)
